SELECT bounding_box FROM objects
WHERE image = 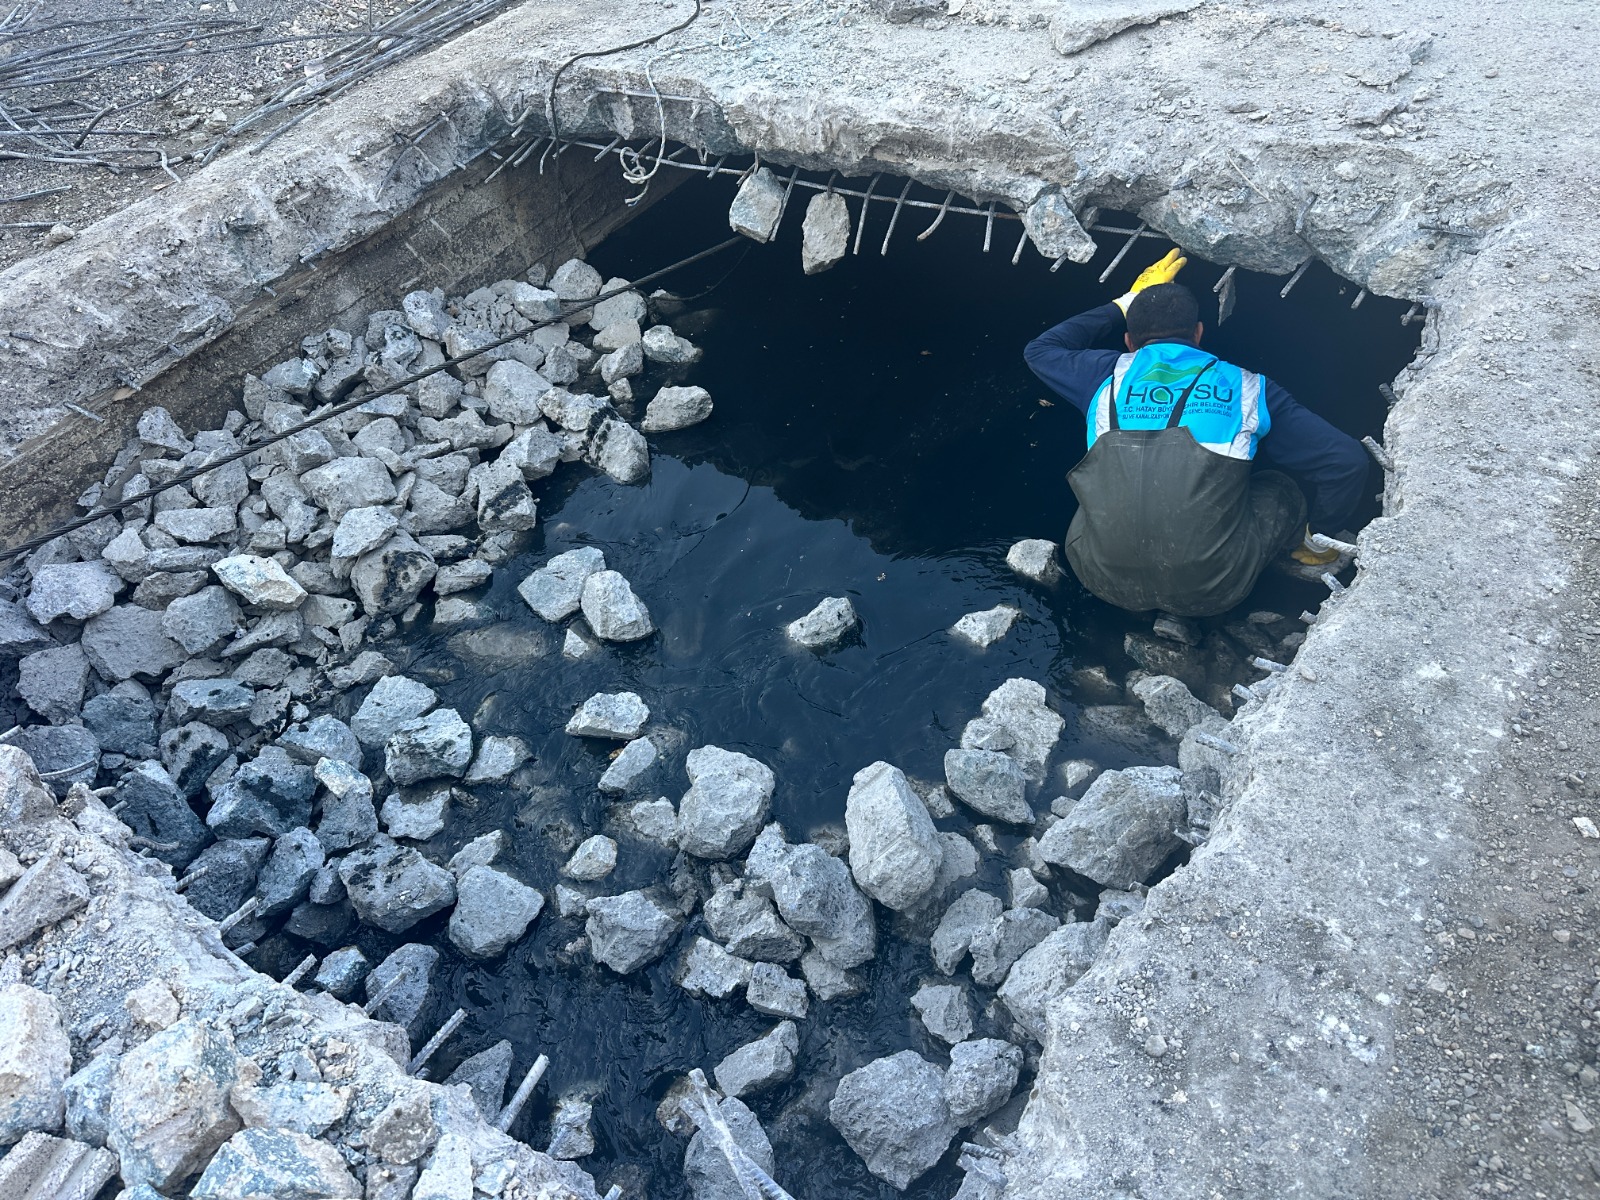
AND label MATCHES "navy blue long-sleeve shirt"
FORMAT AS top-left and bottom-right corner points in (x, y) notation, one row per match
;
(1024, 303), (1368, 532)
